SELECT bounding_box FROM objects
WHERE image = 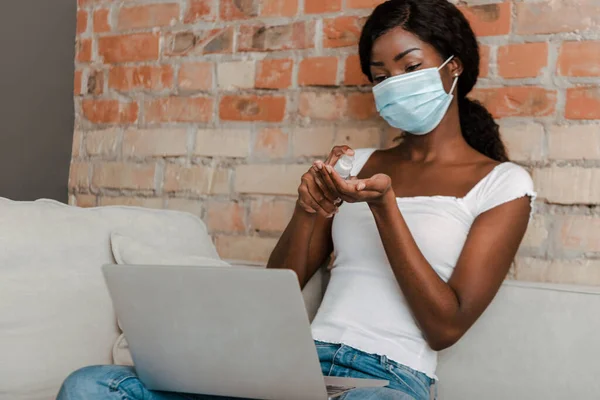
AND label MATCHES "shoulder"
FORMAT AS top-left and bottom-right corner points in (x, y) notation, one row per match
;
(475, 162), (536, 216)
